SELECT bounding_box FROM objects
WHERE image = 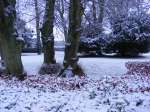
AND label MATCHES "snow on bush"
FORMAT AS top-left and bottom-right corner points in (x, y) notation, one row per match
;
(105, 12), (150, 56)
(79, 33), (107, 55)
